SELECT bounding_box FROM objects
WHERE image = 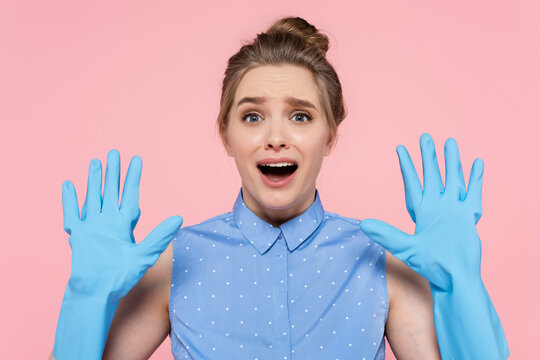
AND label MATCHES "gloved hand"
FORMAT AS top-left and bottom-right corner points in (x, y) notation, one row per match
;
(360, 133), (509, 360)
(53, 149), (183, 360)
